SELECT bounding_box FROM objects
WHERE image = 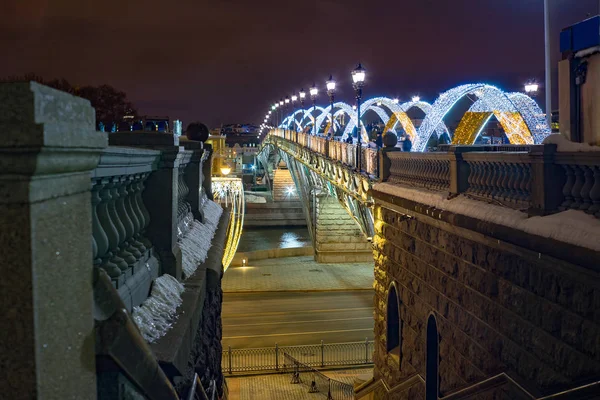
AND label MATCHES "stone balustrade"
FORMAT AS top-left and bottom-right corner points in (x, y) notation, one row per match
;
(91, 148), (160, 289)
(382, 144), (600, 218)
(270, 129), (600, 218)
(385, 152), (451, 191)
